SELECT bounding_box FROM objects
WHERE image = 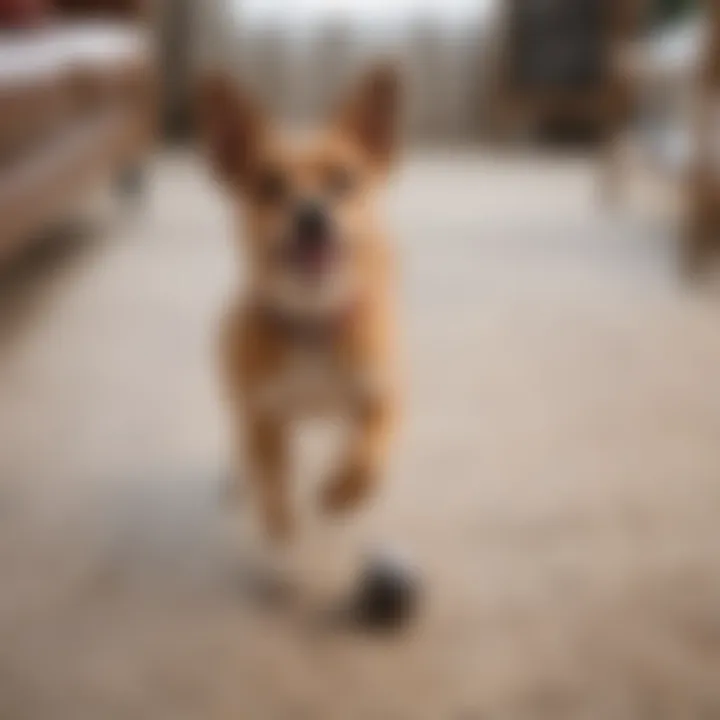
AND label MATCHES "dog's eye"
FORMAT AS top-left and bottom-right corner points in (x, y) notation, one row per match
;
(326, 165), (357, 198)
(255, 169), (288, 204)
